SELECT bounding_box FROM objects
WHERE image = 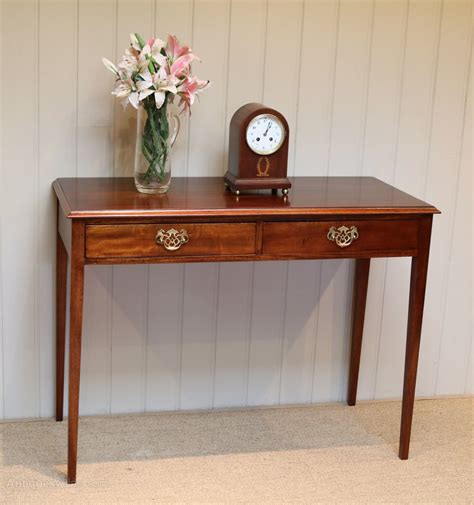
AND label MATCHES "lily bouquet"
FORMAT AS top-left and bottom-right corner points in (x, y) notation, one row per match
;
(103, 33), (210, 192)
